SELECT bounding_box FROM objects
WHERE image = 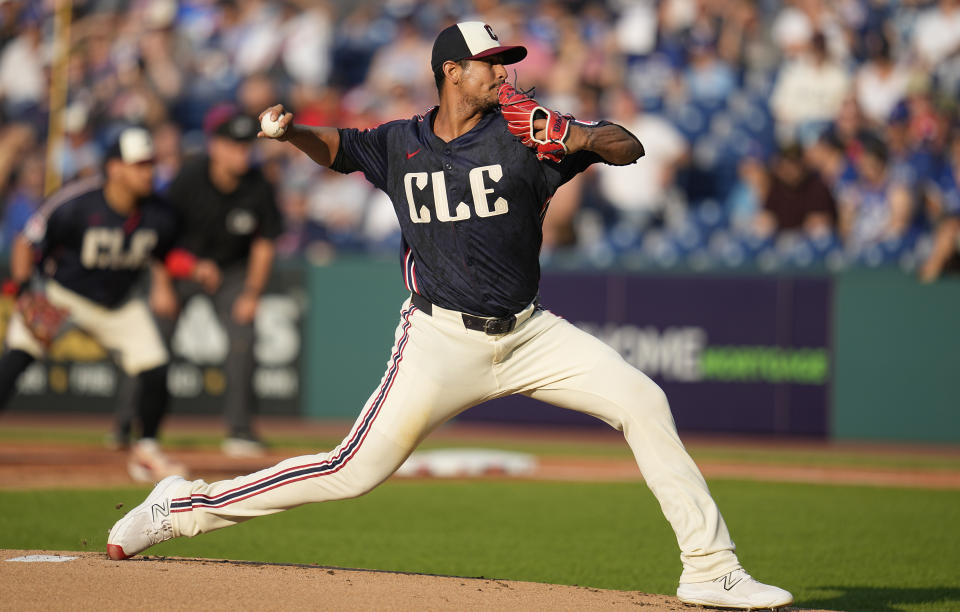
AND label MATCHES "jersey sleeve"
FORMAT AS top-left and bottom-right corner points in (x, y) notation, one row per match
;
(23, 198), (72, 253)
(329, 125), (391, 191)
